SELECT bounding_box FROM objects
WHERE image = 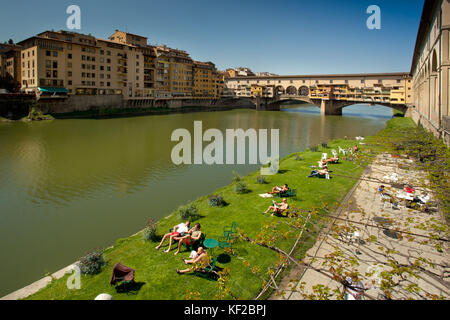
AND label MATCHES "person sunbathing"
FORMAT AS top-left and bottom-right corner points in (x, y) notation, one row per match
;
(155, 221), (190, 253)
(319, 160), (328, 169)
(176, 247), (211, 274)
(269, 184), (289, 195)
(325, 156), (339, 163)
(264, 198), (290, 217)
(173, 223), (203, 256)
(308, 168), (328, 178)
